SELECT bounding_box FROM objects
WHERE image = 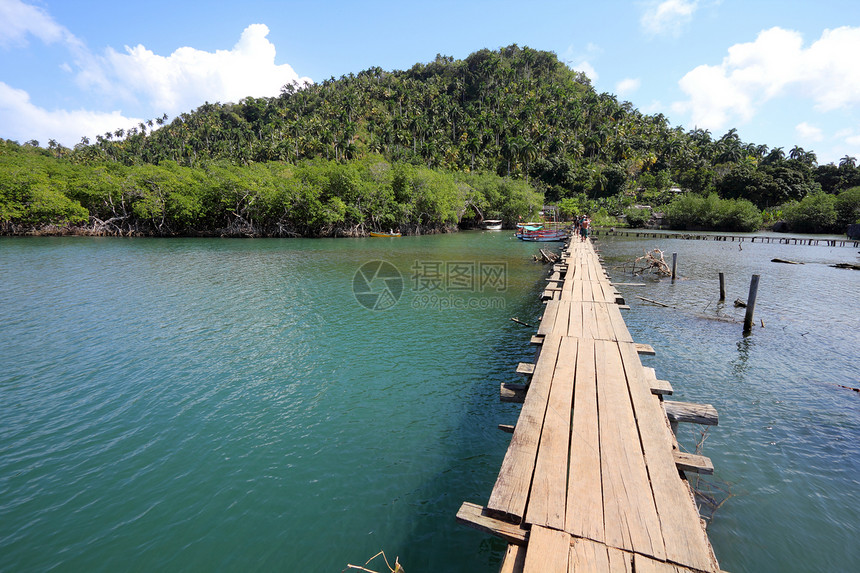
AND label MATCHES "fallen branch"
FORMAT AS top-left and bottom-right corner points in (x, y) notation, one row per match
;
(636, 295), (673, 308)
(345, 551), (404, 573)
(511, 317), (534, 328)
(633, 248), (671, 276)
